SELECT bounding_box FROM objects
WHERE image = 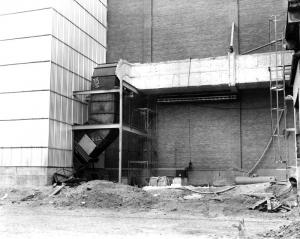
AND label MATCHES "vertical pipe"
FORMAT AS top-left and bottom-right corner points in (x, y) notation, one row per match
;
(240, 93), (243, 169)
(118, 79), (123, 183)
